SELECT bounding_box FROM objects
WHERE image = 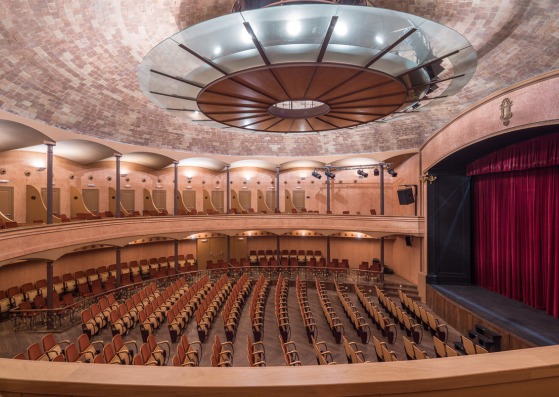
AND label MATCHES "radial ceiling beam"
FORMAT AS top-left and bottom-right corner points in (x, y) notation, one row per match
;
(150, 69), (205, 89)
(150, 91), (196, 101)
(409, 73), (466, 90)
(177, 43), (229, 75)
(243, 22), (271, 66)
(364, 27), (418, 68)
(317, 16), (339, 63)
(397, 49), (460, 78)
